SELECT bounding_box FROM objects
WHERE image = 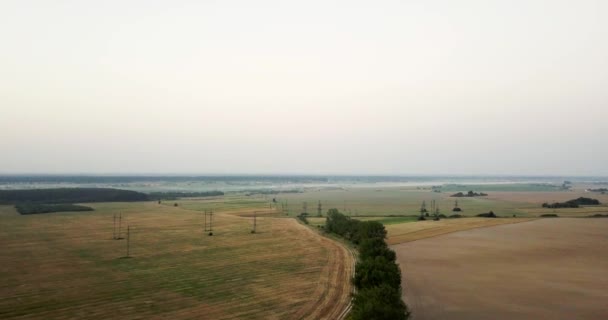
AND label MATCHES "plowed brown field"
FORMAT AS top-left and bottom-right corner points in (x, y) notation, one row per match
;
(393, 218), (608, 320)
